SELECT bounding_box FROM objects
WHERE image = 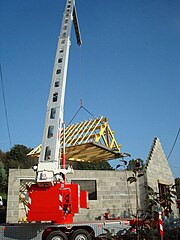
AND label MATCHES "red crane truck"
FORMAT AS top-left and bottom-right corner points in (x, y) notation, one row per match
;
(0, 1), (131, 239)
